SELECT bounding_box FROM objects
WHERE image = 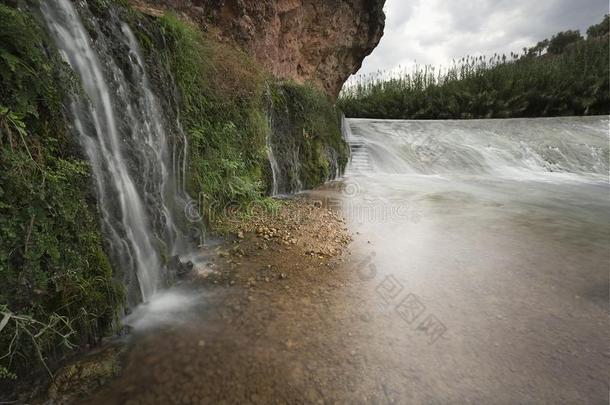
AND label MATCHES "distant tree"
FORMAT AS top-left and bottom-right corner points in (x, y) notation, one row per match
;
(587, 14), (609, 38)
(547, 30), (583, 54)
(527, 39), (549, 57)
